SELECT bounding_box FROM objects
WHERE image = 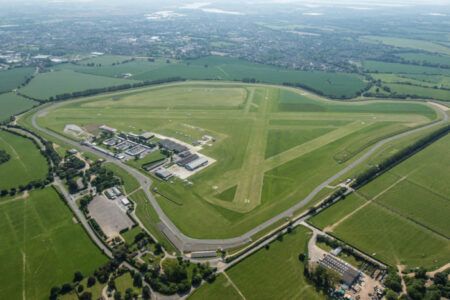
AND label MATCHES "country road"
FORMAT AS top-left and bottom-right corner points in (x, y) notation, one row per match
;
(29, 92), (448, 253)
